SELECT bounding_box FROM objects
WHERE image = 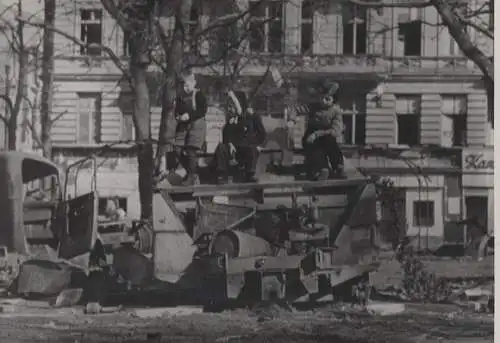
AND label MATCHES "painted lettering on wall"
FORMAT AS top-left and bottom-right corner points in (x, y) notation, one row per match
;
(464, 154), (494, 170)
